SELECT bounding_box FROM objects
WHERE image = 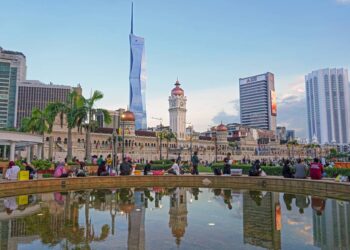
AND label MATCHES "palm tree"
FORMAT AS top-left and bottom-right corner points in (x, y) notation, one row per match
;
(20, 105), (57, 158)
(164, 130), (177, 160)
(156, 130), (167, 160)
(81, 90), (111, 162)
(49, 91), (85, 162)
(287, 140), (298, 158)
